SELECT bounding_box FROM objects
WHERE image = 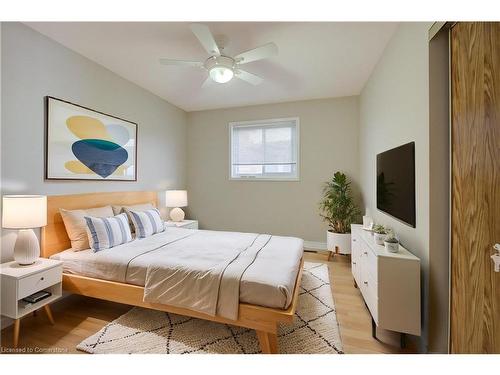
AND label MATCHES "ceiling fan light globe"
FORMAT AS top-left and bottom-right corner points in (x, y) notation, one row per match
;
(209, 66), (234, 83)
